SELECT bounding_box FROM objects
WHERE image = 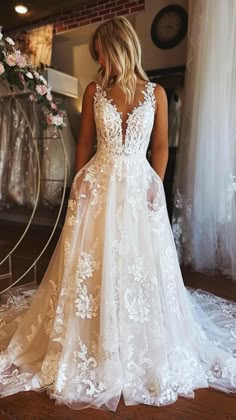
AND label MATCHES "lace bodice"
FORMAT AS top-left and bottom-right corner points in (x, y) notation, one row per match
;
(93, 82), (156, 157)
